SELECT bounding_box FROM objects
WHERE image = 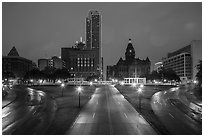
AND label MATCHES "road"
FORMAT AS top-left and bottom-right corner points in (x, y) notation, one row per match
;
(2, 86), (50, 134)
(151, 87), (202, 135)
(66, 85), (156, 135)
